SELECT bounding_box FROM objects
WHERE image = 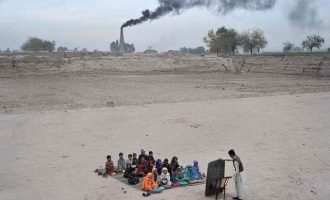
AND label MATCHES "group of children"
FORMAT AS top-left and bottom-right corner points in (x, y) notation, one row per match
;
(105, 149), (205, 193)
